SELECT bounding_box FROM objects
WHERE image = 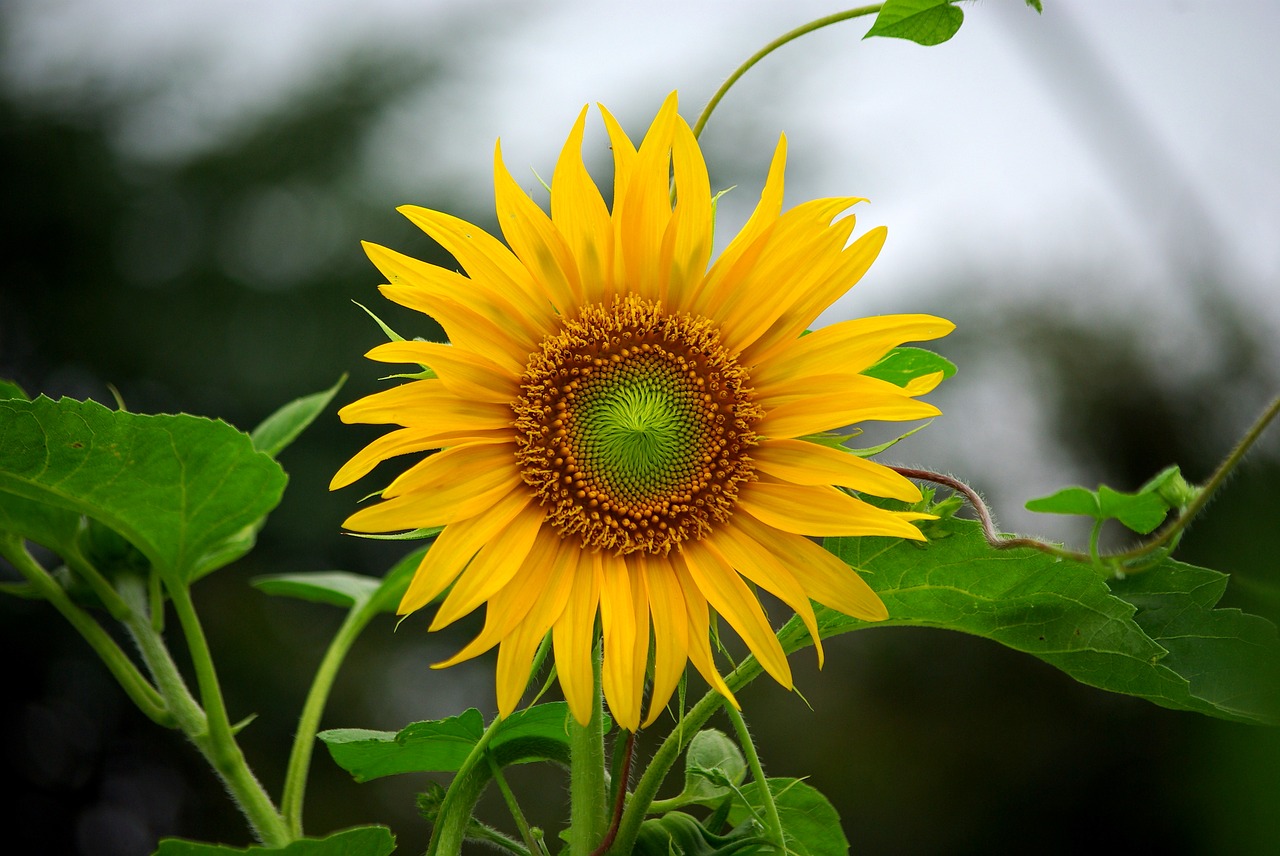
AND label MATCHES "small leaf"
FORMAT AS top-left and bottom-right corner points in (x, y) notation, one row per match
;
(320, 703), (574, 782)
(1026, 0), (1044, 13)
(864, 0), (964, 47)
(251, 375), (347, 458)
(152, 825), (395, 855)
(726, 778), (848, 856)
(0, 397), (286, 583)
(1025, 486), (1101, 518)
(862, 347), (956, 388)
(1096, 484), (1170, 535)
(671, 729), (747, 808)
(252, 571), (382, 609)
